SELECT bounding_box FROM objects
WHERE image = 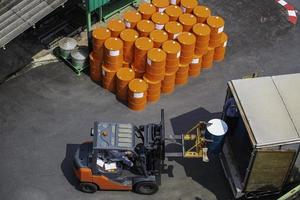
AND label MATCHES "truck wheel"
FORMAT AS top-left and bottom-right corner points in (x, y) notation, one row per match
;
(134, 181), (158, 195)
(79, 182), (98, 193)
